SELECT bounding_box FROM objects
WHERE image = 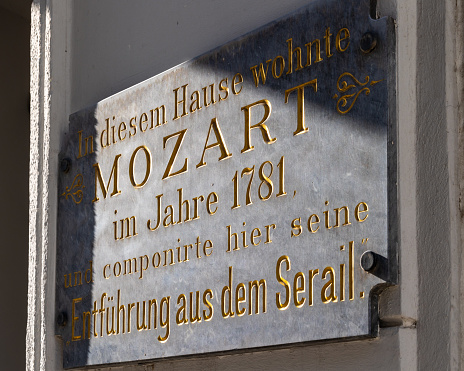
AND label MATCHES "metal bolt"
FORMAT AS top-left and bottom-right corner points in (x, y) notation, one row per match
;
(60, 158), (71, 173)
(360, 251), (377, 272)
(57, 312), (68, 327)
(360, 32), (377, 54)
